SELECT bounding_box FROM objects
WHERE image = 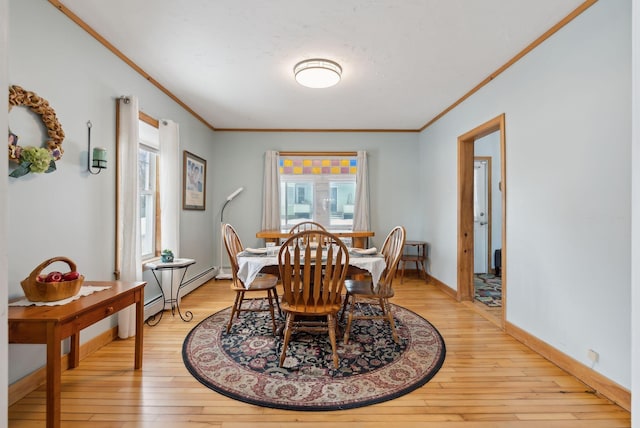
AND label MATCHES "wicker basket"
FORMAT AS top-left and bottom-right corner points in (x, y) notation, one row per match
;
(20, 256), (84, 302)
